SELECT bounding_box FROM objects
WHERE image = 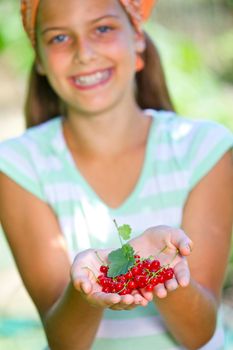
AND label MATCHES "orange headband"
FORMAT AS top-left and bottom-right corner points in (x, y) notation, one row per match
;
(21, 0), (156, 45)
